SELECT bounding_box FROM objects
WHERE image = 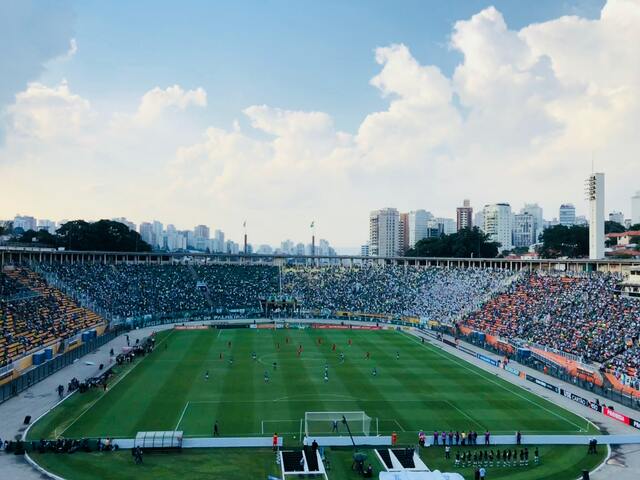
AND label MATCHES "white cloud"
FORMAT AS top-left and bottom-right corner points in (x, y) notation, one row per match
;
(1, 0), (640, 246)
(134, 85), (207, 125)
(6, 81), (93, 142)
